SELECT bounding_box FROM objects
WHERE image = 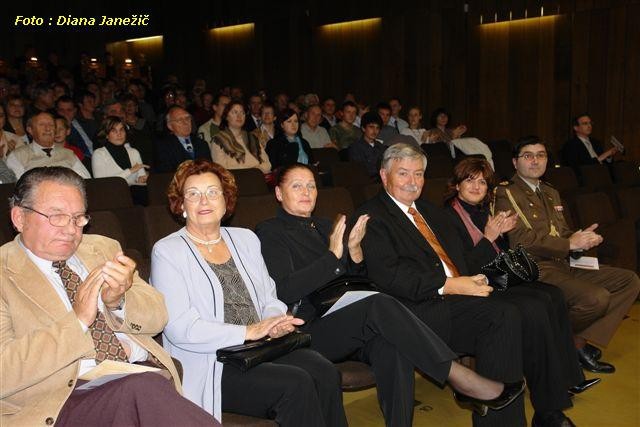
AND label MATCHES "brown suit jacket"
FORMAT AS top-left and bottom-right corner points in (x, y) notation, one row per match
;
(0, 234), (181, 426)
(494, 174), (572, 262)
